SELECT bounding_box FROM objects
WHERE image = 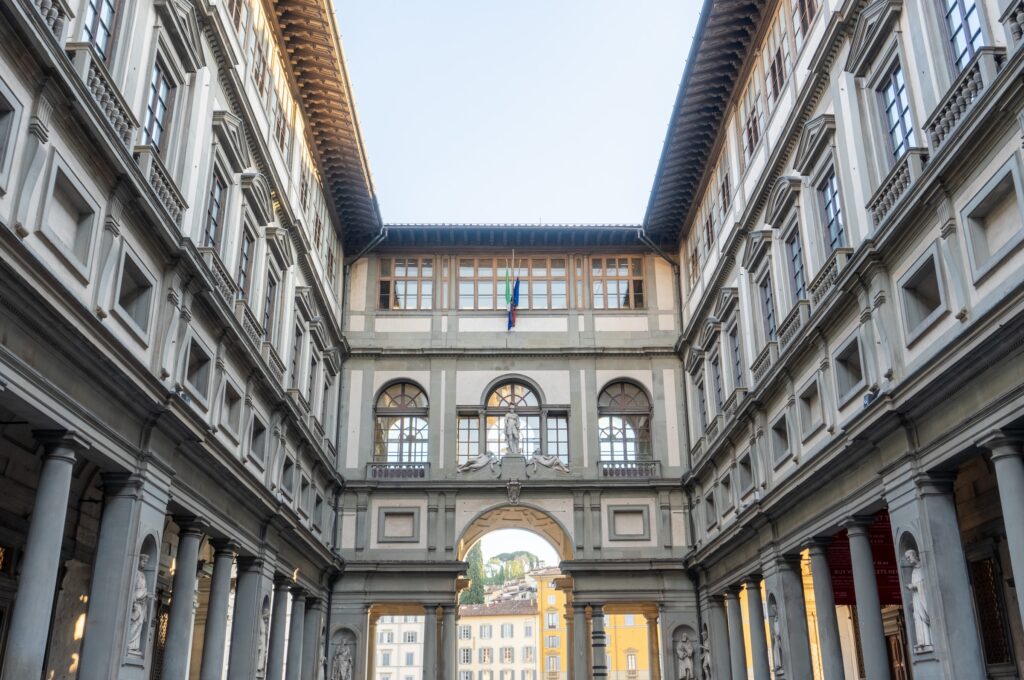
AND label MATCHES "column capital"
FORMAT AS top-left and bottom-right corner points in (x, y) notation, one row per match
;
(802, 536), (833, 554)
(33, 429), (88, 460)
(99, 471), (143, 496)
(305, 595), (325, 610)
(290, 587), (308, 599)
(236, 555), (263, 572)
(978, 431), (1024, 460)
(840, 515), (875, 533)
(741, 574), (763, 588)
(173, 515), (209, 536)
(273, 573), (293, 589)
(440, 603), (457, 615)
(914, 470), (958, 495)
(722, 584), (744, 598)
(210, 538), (239, 557)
